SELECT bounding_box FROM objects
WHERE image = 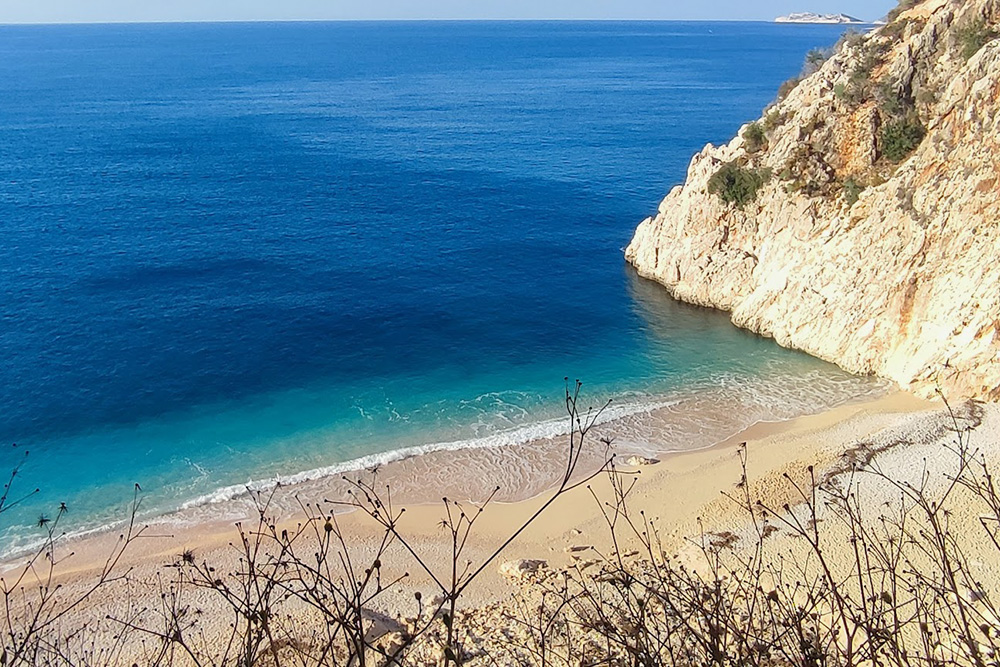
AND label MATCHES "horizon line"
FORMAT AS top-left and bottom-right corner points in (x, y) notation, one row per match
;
(0, 17), (881, 27)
